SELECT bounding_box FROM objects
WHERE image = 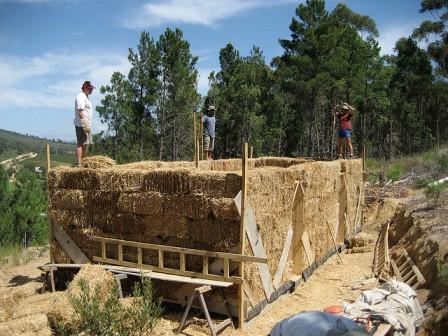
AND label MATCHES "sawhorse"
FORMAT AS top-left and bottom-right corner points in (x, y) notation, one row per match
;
(176, 285), (235, 336)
